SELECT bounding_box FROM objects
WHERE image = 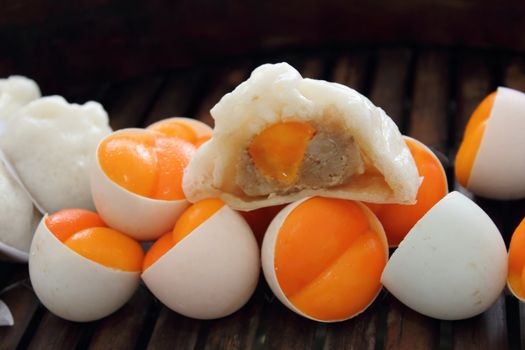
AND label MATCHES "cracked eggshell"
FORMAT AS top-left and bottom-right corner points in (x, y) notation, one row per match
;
(1, 96), (112, 213)
(0, 158), (41, 262)
(91, 128), (190, 241)
(381, 191), (507, 320)
(141, 205), (260, 319)
(29, 216), (140, 322)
